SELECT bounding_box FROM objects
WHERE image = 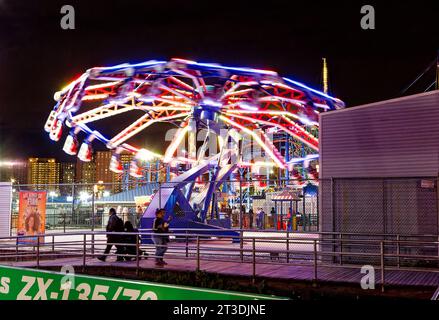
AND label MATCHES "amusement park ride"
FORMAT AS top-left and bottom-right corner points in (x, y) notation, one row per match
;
(44, 58), (344, 237)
